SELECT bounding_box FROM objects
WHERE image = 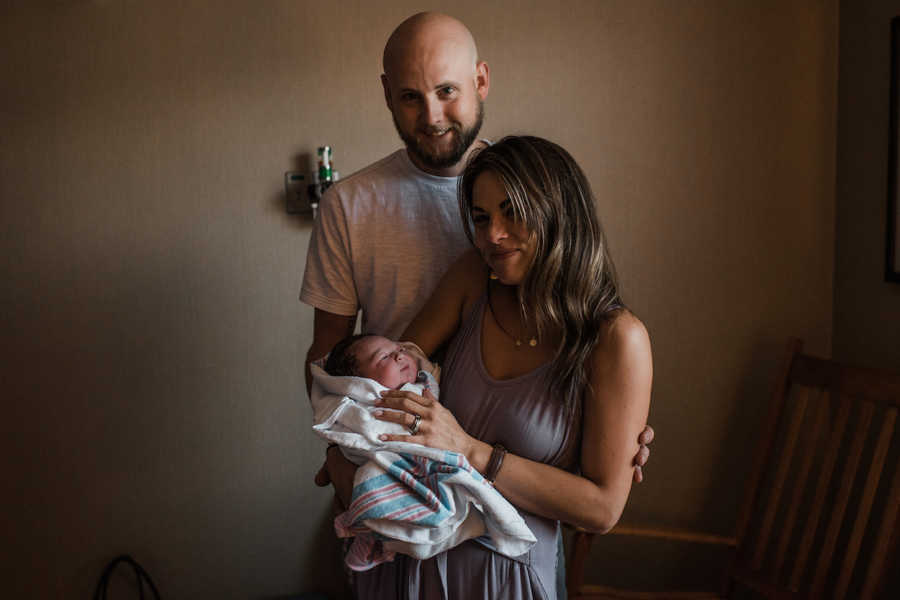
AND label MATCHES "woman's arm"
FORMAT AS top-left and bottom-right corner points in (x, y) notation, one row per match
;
(401, 248), (486, 356)
(377, 311), (652, 533)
